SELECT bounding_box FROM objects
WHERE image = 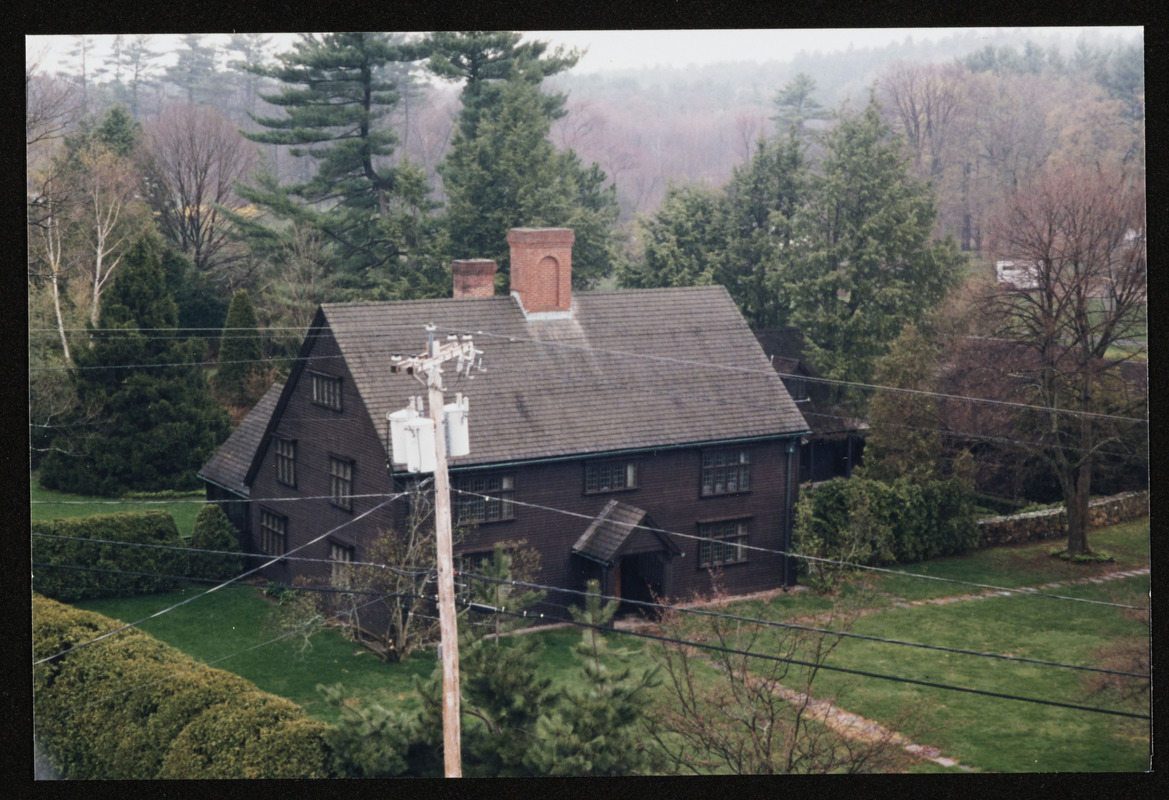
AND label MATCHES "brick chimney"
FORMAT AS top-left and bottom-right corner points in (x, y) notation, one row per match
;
(508, 228), (574, 316)
(452, 259), (497, 298)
